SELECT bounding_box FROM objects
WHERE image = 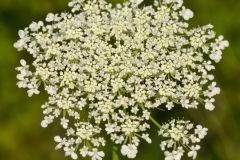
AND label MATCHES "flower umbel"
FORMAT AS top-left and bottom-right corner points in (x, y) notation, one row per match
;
(14, 0), (228, 159)
(159, 120), (208, 160)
